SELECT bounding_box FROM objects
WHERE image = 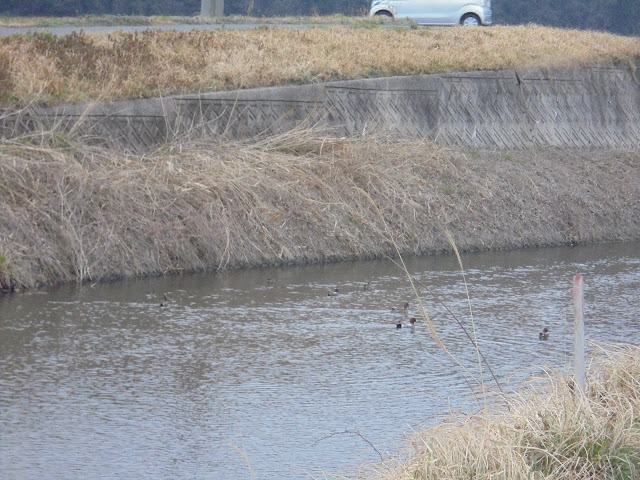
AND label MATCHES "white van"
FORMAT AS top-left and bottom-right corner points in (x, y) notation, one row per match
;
(370, 0), (492, 26)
